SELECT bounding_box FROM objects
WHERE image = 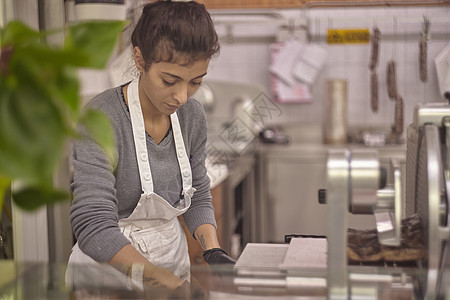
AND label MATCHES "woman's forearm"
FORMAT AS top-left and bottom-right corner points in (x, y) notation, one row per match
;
(110, 244), (184, 289)
(193, 223), (221, 250)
